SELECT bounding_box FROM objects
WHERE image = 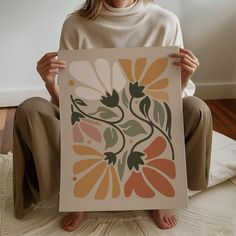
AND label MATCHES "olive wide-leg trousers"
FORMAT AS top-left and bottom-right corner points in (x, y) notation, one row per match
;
(13, 96), (213, 219)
